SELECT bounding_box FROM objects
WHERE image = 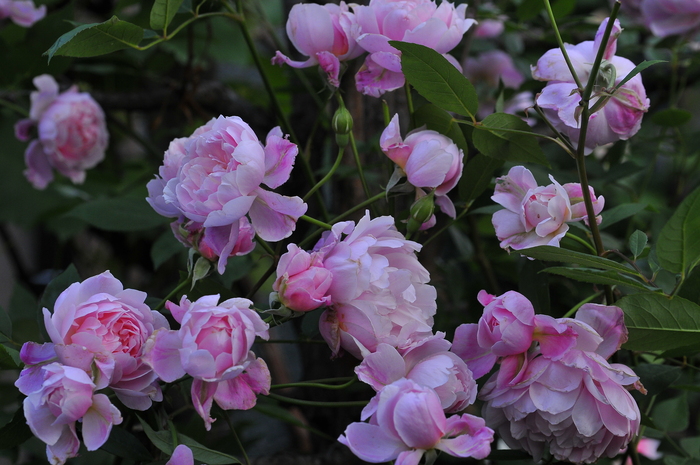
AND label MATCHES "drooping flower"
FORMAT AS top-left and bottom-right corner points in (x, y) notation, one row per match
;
(146, 117), (307, 274)
(490, 166), (604, 251)
(143, 295), (271, 430)
(14, 74), (108, 189)
(272, 243), (333, 312)
(339, 378), (494, 464)
(640, 0), (700, 37)
(42, 271), (169, 410)
(352, 0), (475, 96)
(272, 2), (362, 87)
(0, 0), (45, 26)
(532, 18), (650, 154)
